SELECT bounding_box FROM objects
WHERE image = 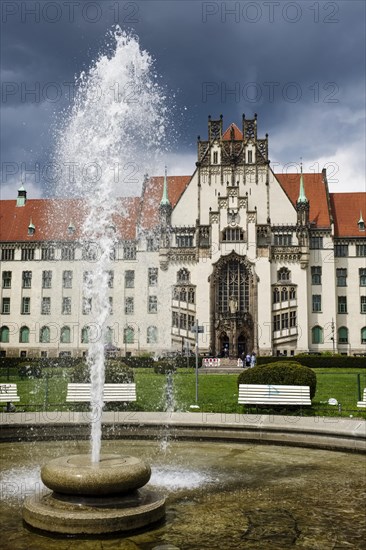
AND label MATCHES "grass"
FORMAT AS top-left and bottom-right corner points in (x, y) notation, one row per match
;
(1, 367), (365, 418)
